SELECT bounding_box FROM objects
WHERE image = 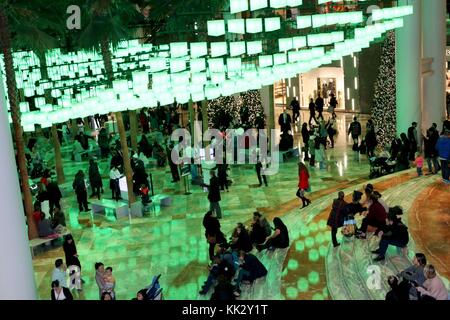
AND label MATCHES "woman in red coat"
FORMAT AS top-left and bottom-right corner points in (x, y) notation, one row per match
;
(297, 162), (312, 208)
